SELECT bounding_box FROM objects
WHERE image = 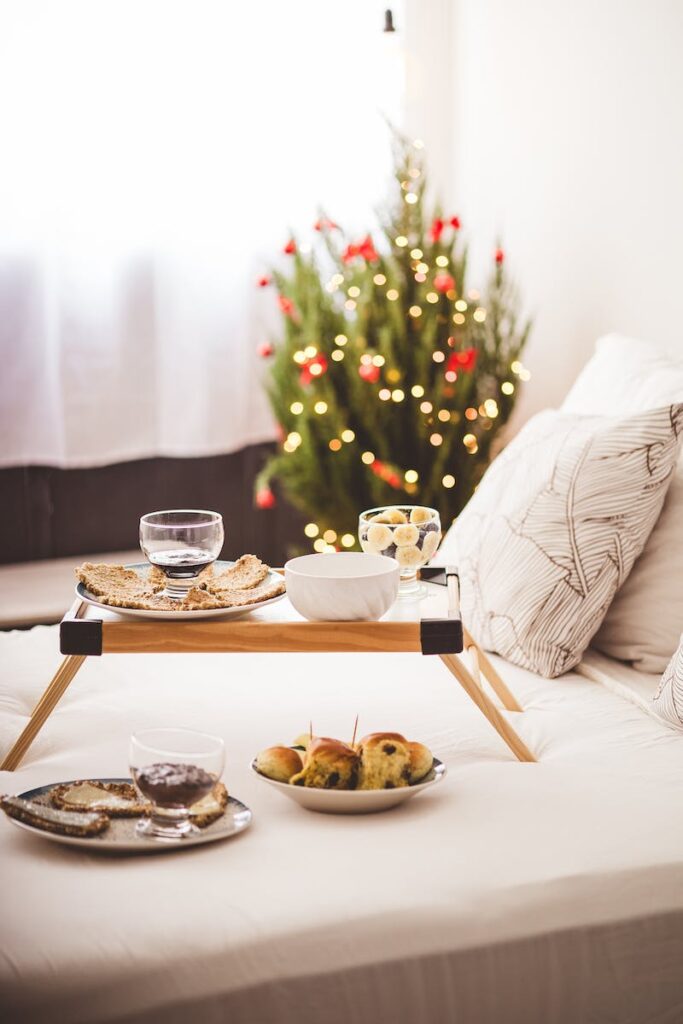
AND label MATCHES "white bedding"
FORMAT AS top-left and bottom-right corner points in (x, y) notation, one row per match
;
(578, 648), (664, 720)
(1, 626), (683, 1024)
